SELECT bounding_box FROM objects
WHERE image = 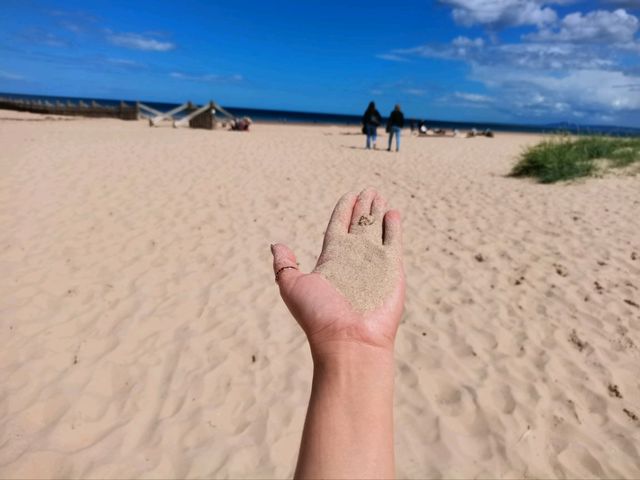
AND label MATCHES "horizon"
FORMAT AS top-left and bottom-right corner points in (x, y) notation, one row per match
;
(4, 90), (640, 132)
(1, 1), (639, 128)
